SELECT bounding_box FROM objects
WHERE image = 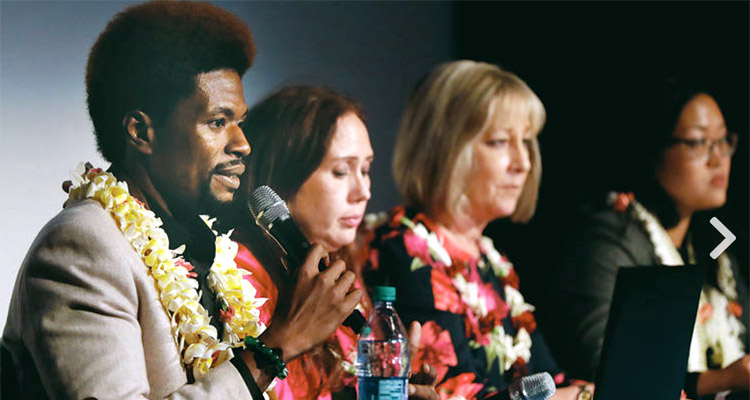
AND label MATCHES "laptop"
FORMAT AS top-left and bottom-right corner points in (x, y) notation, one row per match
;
(594, 265), (704, 400)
